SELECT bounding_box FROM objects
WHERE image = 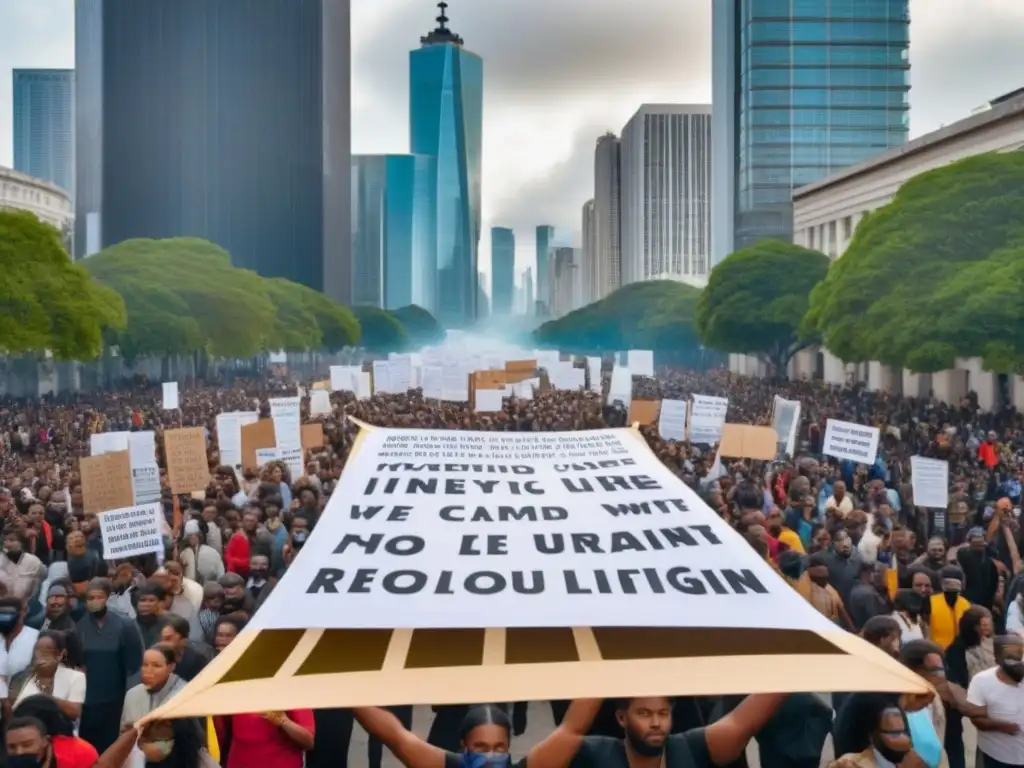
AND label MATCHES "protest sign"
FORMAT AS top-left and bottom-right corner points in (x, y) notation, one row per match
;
(629, 400), (660, 426)
(81, 451), (134, 514)
(162, 381), (179, 410)
(688, 395), (728, 444)
(823, 419), (880, 464)
(269, 396), (301, 452)
(99, 503), (164, 559)
(302, 423), (325, 453)
(717, 424), (778, 461)
(771, 396), (801, 456)
(627, 350), (654, 377)
(910, 456), (949, 508)
(657, 400), (688, 441)
(164, 427), (210, 493)
(309, 390), (331, 416)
